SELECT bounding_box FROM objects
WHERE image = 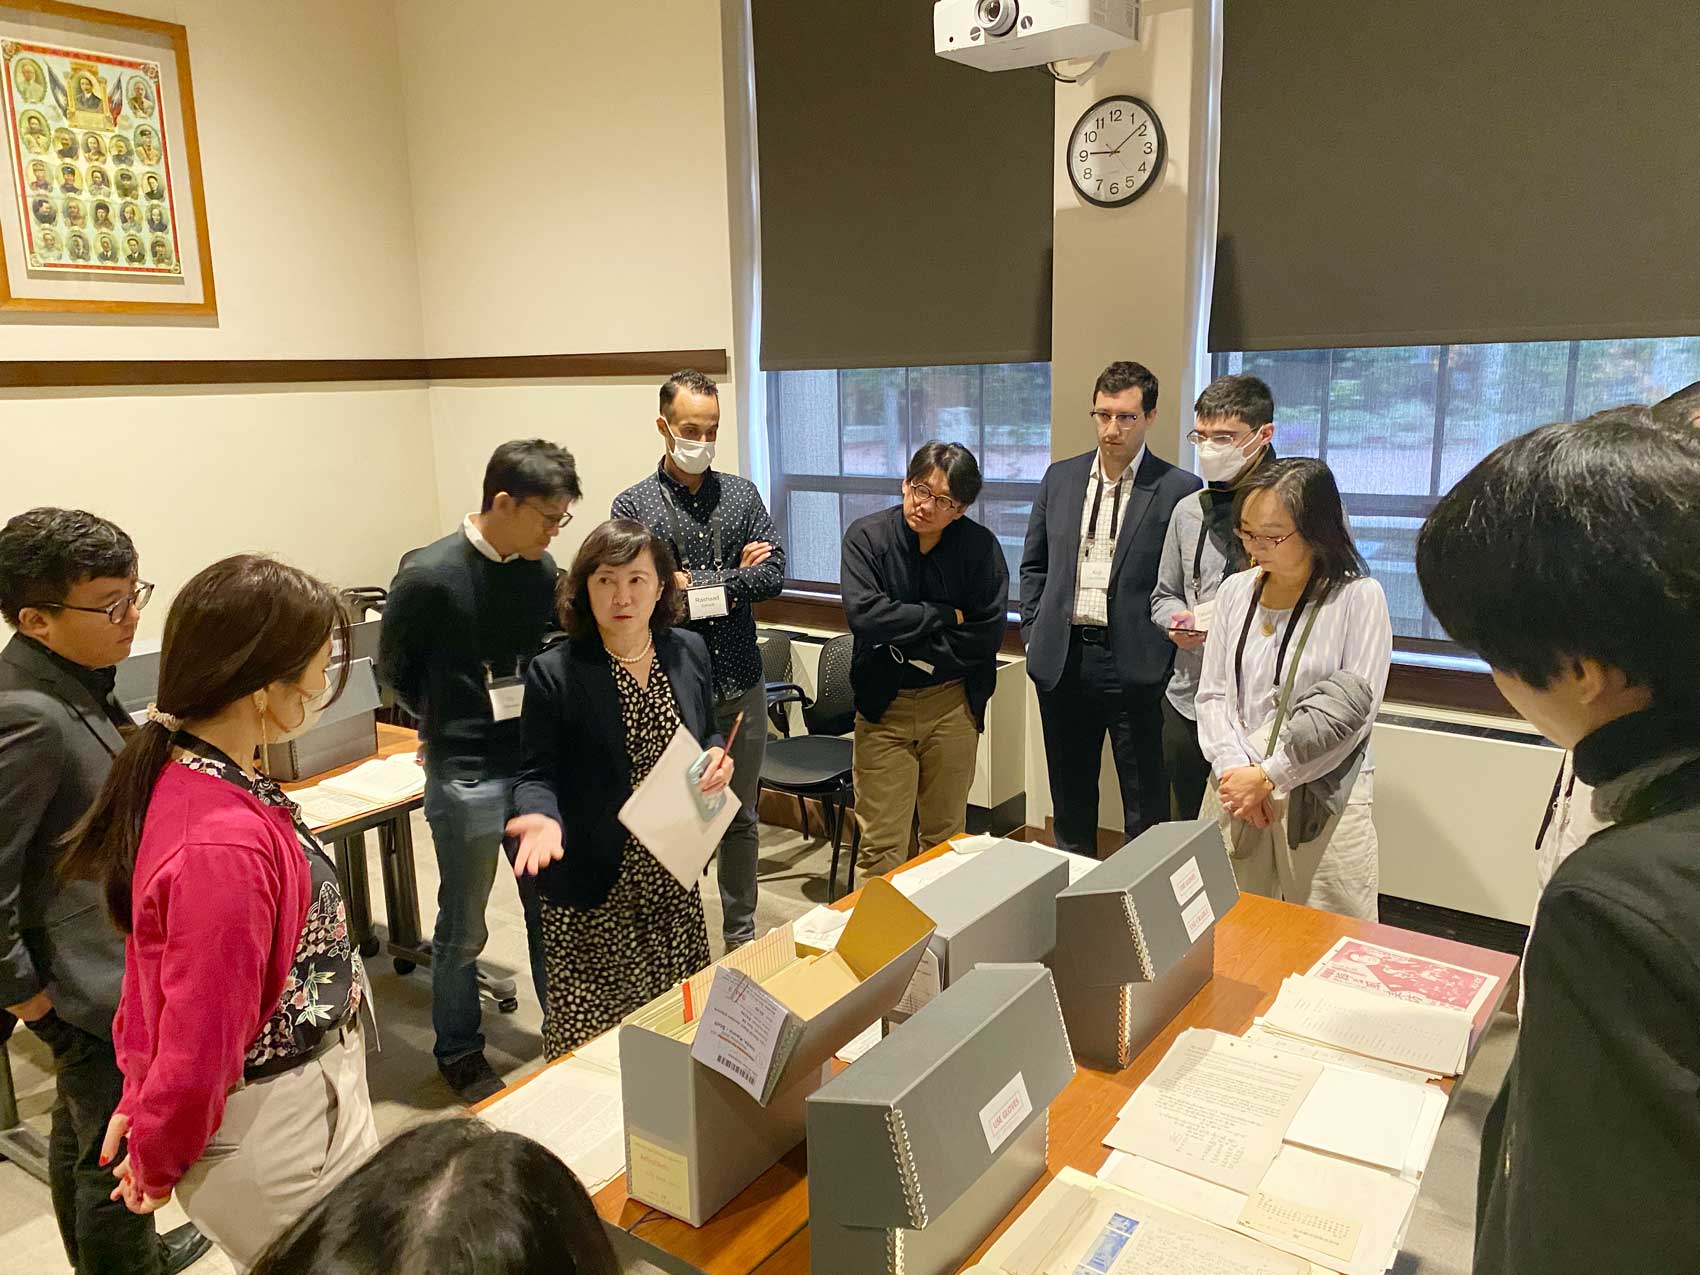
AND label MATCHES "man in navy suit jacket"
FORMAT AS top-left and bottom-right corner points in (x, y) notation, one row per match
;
(1021, 361), (1202, 855)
